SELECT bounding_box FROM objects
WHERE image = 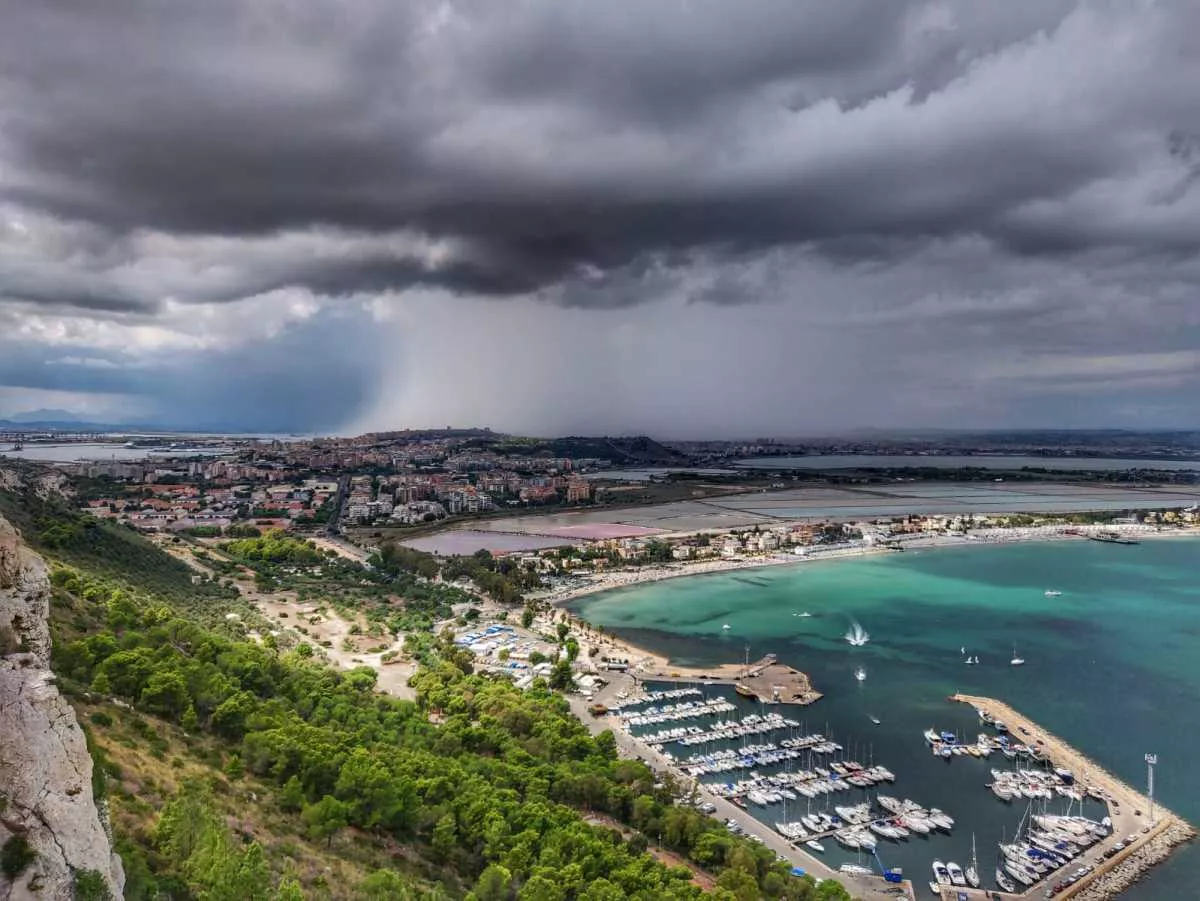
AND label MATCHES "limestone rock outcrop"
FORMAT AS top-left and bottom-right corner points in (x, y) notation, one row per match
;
(1, 513), (124, 901)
